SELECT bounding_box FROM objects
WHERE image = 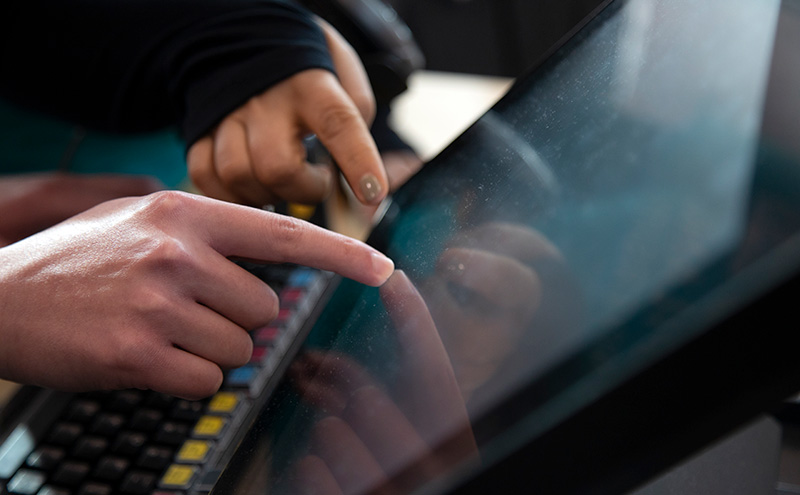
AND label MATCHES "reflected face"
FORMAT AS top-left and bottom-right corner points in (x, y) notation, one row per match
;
(415, 222), (565, 401)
